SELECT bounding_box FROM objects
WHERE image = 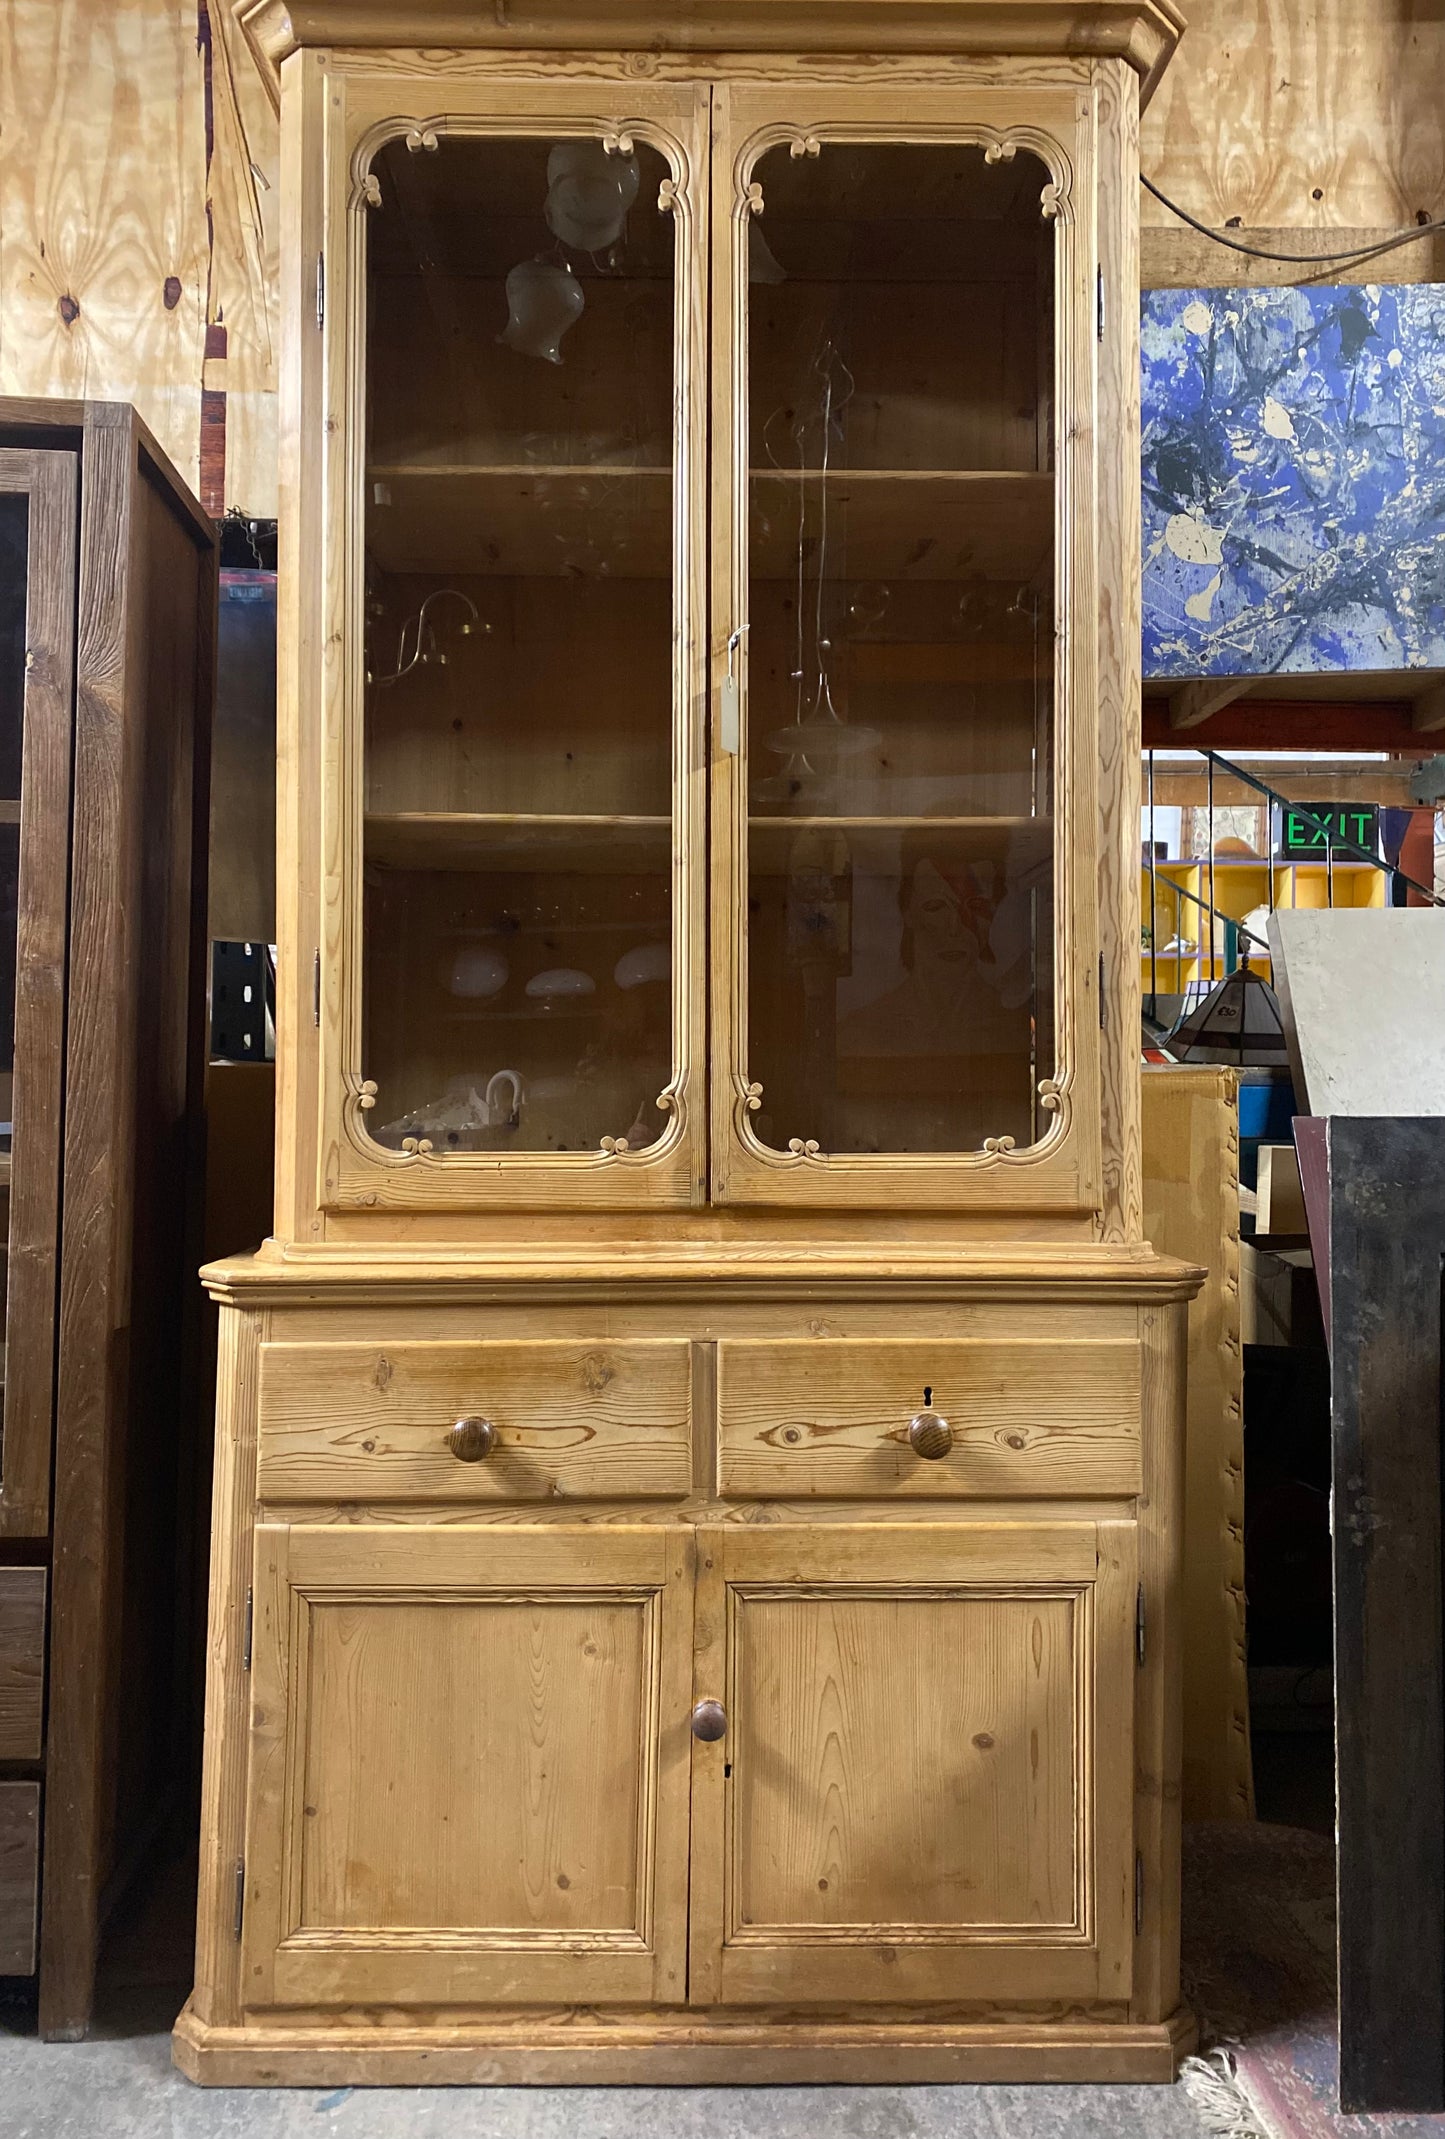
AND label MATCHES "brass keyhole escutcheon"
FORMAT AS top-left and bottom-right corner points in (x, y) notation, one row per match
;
(908, 1407), (953, 1460)
(448, 1415), (497, 1462)
(691, 1699), (727, 1742)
